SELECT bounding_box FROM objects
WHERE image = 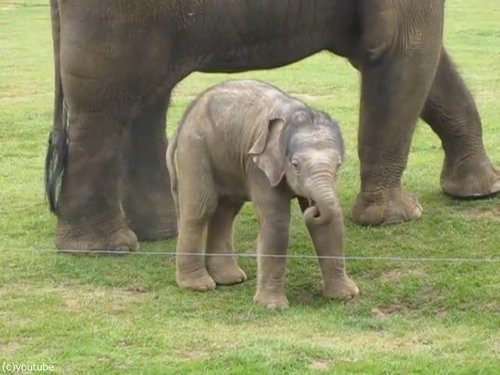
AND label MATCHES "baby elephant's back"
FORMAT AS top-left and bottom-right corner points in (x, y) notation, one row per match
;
(200, 80), (295, 131)
(179, 80), (297, 155)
